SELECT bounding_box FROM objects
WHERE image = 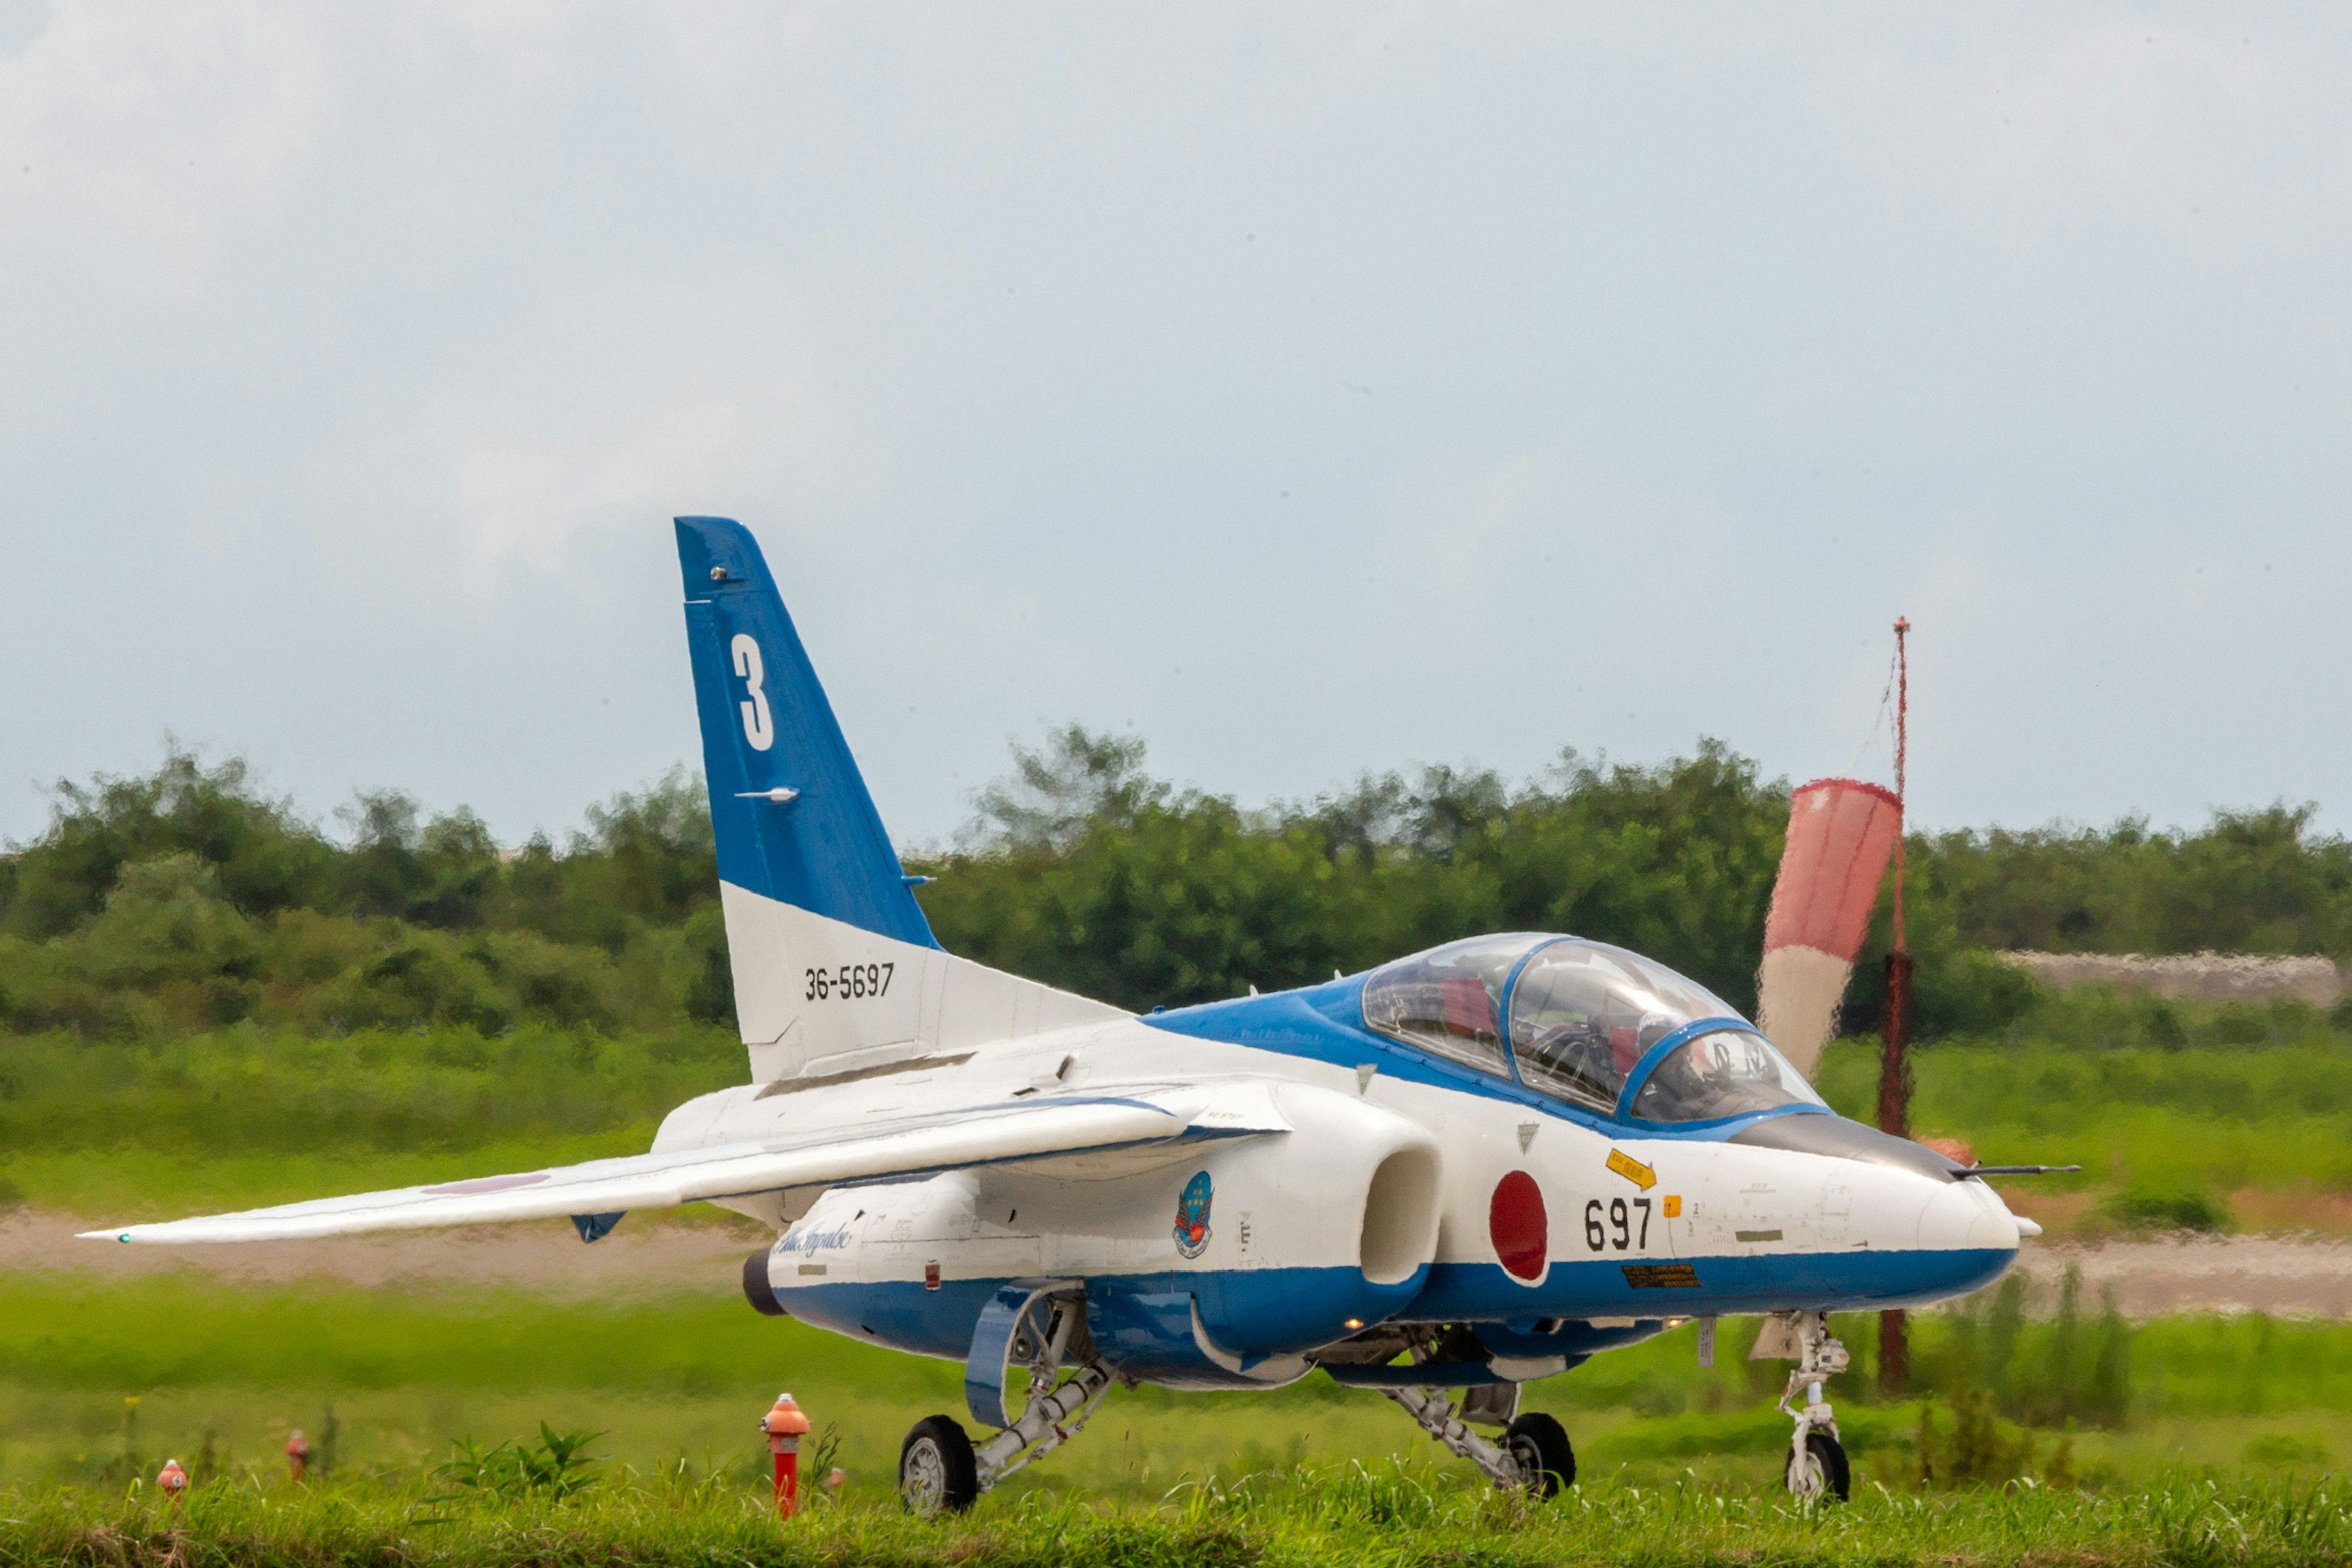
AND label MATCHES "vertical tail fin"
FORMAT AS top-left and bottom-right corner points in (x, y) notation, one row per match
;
(675, 518), (1122, 1081)
(677, 516), (938, 948)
